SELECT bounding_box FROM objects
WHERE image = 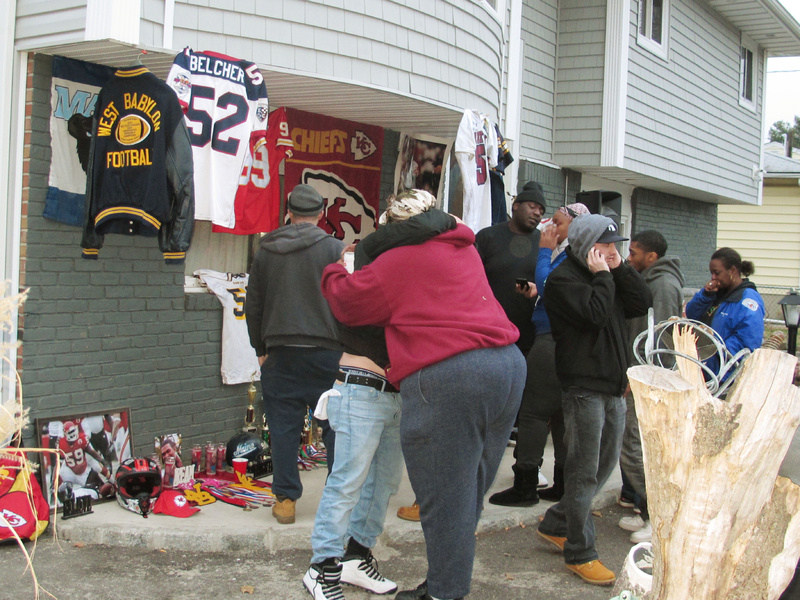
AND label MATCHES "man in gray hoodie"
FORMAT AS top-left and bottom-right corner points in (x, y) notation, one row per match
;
(246, 184), (344, 526)
(617, 230), (685, 544)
